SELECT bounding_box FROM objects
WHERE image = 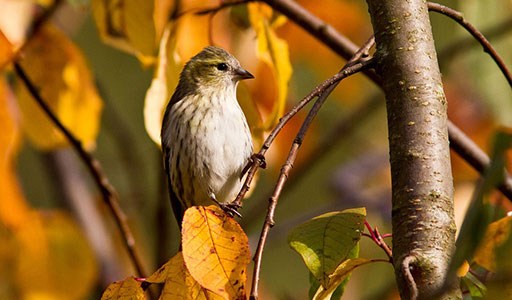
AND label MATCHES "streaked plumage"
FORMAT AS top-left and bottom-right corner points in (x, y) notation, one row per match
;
(161, 46), (254, 225)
